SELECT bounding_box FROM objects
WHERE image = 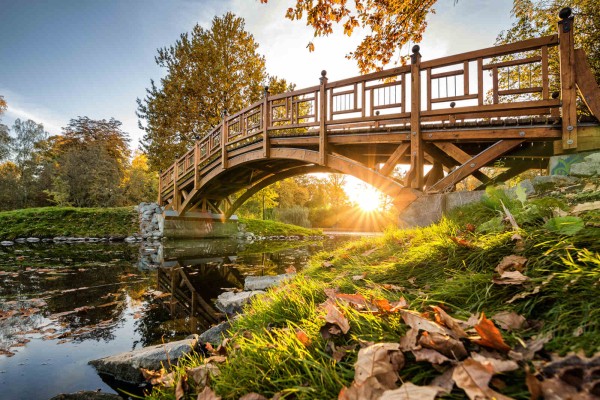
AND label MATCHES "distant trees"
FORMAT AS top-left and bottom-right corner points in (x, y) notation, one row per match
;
(137, 12), (269, 171)
(0, 95), (10, 161)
